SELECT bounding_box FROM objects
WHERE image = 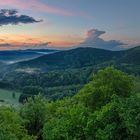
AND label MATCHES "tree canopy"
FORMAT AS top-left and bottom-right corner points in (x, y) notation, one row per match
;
(0, 67), (140, 140)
